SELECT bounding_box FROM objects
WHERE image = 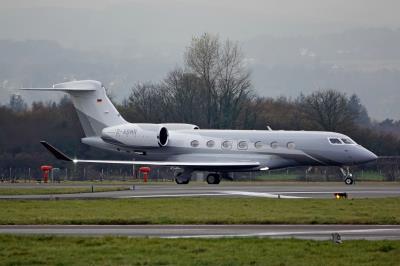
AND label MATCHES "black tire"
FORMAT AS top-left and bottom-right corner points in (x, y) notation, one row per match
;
(175, 178), (183, 184)
(206, 174), (221, 185)
(344, 177), (354, 185)
(175, 172), (189, 185)
(175, 178), (189, 185)
(206, 174), (215, 184)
